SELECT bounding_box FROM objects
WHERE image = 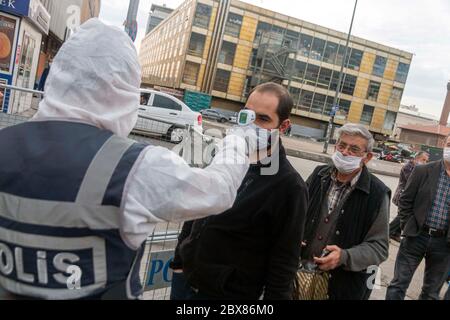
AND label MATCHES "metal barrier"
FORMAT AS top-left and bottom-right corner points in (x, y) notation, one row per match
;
(0, 85), (217, 300)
